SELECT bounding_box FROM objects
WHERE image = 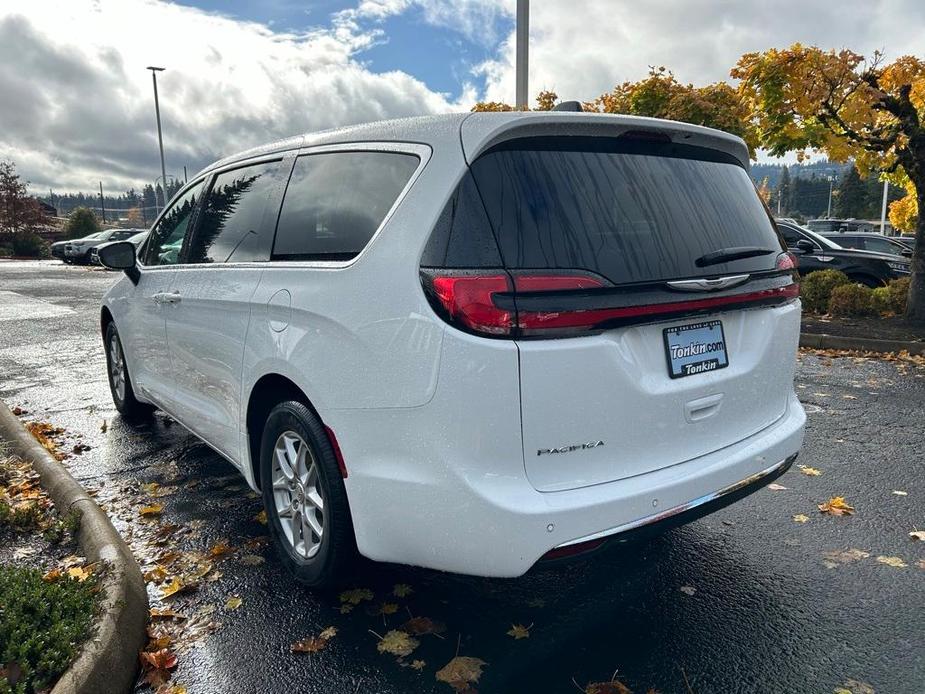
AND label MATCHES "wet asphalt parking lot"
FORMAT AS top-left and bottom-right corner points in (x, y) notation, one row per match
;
(1, 259), (923, 694)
